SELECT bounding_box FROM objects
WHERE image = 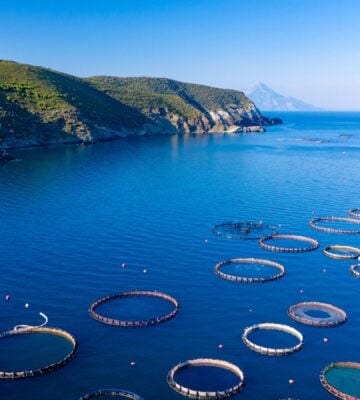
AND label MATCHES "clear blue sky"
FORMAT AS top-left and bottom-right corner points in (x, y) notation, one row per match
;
(1, 0), (360, 110)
